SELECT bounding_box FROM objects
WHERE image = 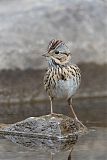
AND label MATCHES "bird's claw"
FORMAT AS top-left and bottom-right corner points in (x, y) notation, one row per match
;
(74, 118), (87, 130)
